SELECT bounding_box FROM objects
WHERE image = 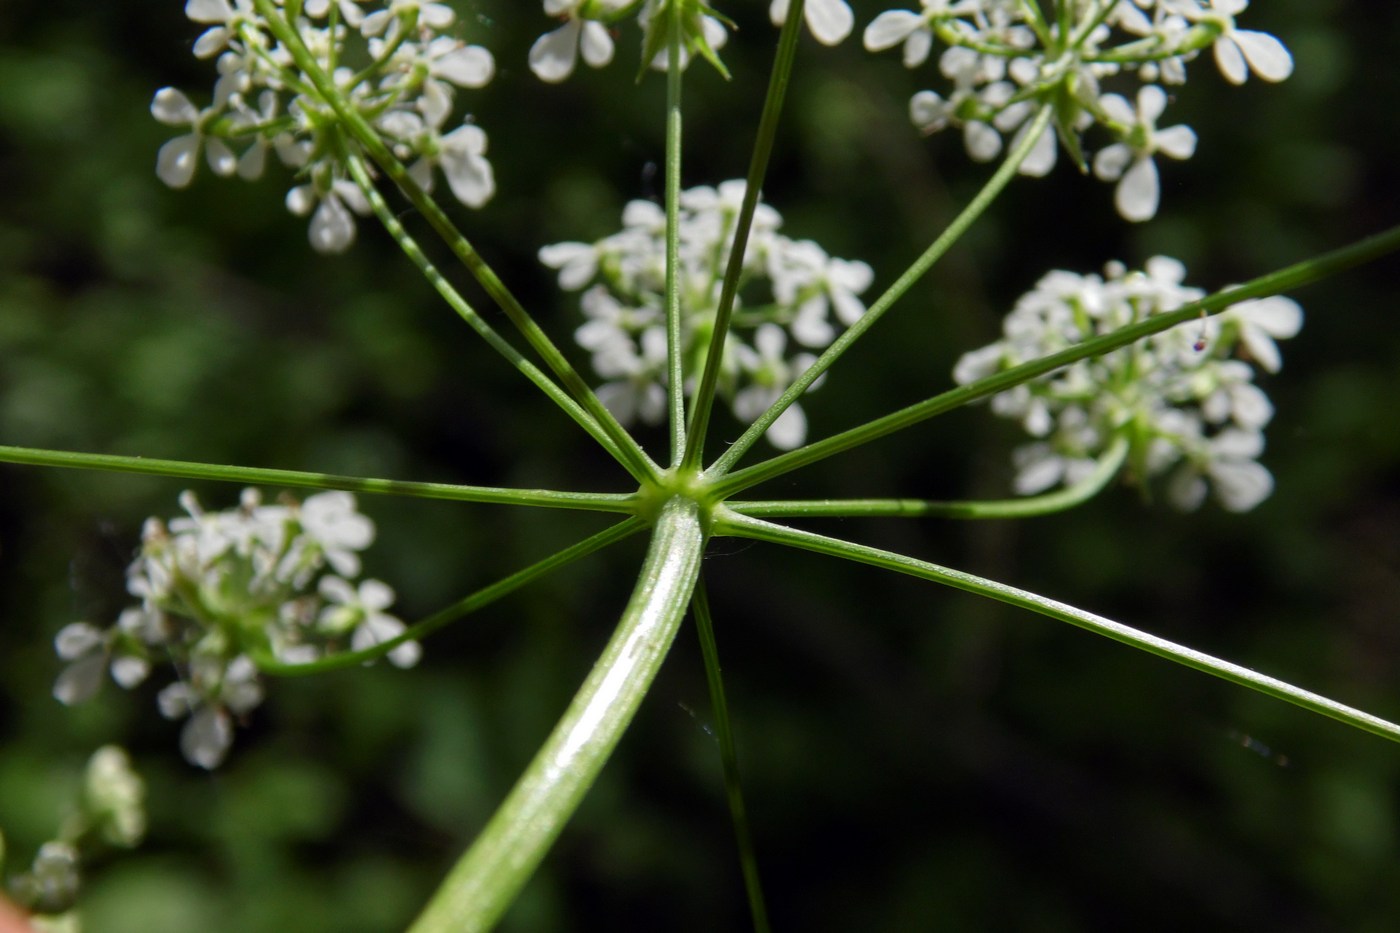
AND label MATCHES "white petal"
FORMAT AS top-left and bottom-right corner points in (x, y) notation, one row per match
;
(1245, 296), (1304, 338)
(1115, 157), (1160, 222)
(185, 0), (234, 25)
(806, 0), (854, 46)
(864, 11), (921, 52)
(1098, 92), (1134, 125)
(110, 656), (151, 689)
(156, 134), (200, 188)
(530, 22), (582, 83)
(193, 27), (231, 59)
(359, 579), (396, 612)
(309, 196), (356, 253)
(1093, 144), (1131, 181)
(1233, 30), (1293, 82)
(769, 0), (790, 27)
(765, 404), (808, 450)
(1167, 467), (1208, 511)
(904, 29), (933, 68)
(236, 142), (267, 180)
(205, 137), (237, 176)
(442, 146), (495, 208)
(54, 655), (107, 705)
(909, 91), (950, 133)
(964, 122), (1002, 162)
(151, 87), (198, 126)
(1210, 459), (1273, 511)
(1137, 85), (1167, 122)
(435, 45), (495, 87)
(1014, 454), (1063, 495)
(1213, 37), (1248, 85)
(55, 622), (105, 660)
(1016, 121), (1057, 177)
(1214, 427), (1265, 460)
(181, 706), (233, 769)
(388, 639), (422, 669)
(580, 21), (615, 68)
(1155, 125), (1198, 160)
(285, 184), (315, 216)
